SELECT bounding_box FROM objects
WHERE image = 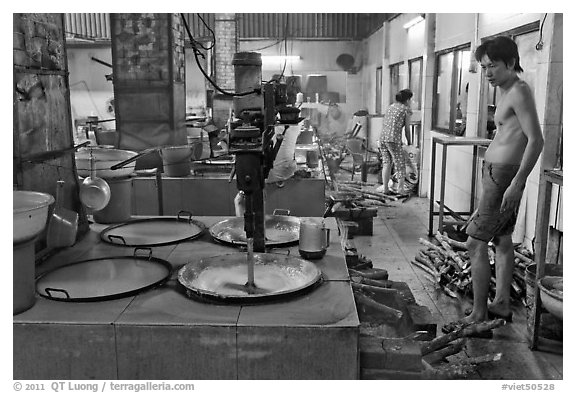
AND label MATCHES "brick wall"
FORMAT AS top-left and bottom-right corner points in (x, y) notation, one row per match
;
(214, 13), (237, 92)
